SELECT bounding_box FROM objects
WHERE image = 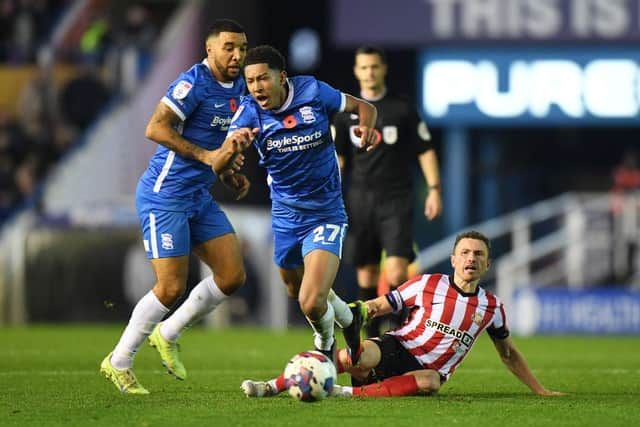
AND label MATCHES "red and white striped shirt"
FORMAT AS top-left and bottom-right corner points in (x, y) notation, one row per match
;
(386, 273), (509, 381)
